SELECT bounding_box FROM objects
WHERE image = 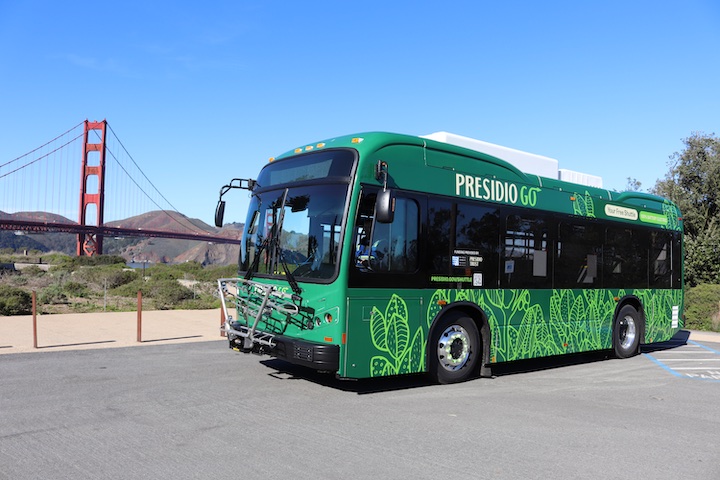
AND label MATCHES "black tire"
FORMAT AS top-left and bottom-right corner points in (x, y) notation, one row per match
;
(613, 305), (642, 358)
(429, 313), (481, 384)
